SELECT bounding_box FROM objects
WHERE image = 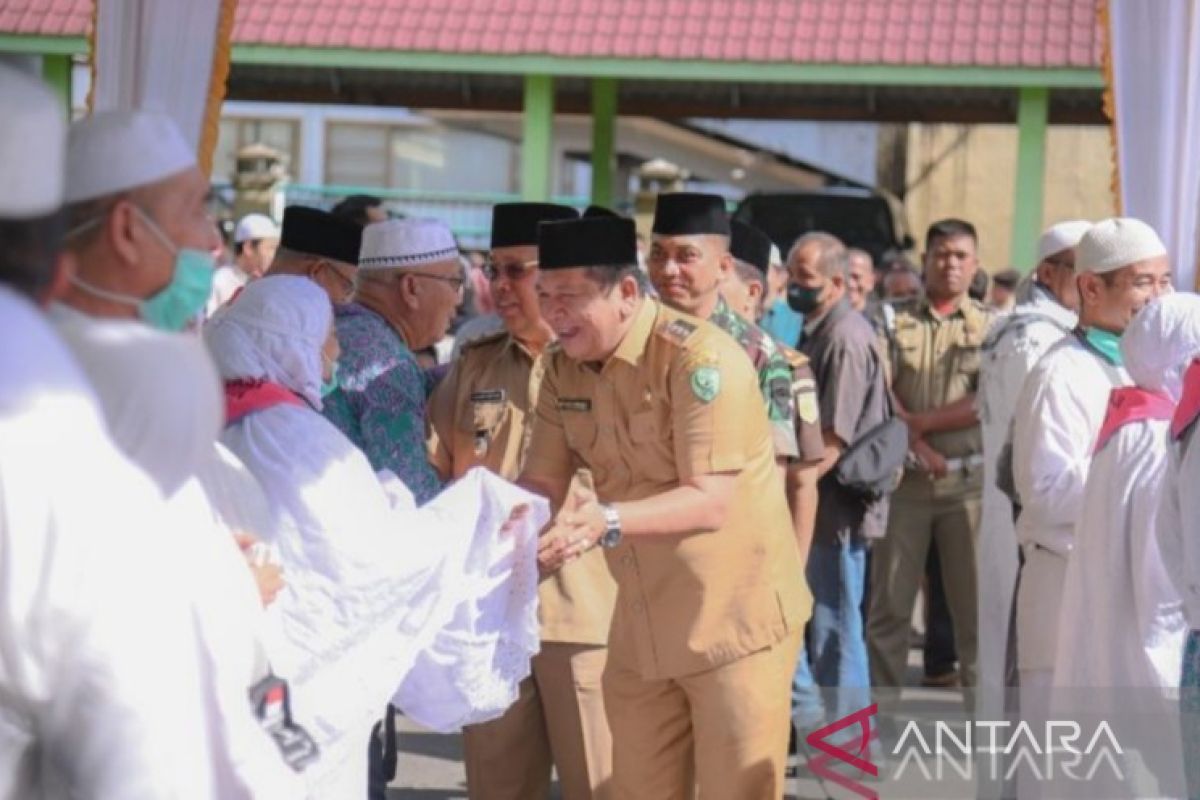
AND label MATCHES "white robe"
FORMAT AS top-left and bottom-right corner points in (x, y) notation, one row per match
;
(221, 402), (545, 798)
(48, 302), (300, 797)
(1054, 416), (1186, 688)
(975, 285), (1076, 713)
(1161, 416), (1200, 630)
(1012, 336), (1130, 672)
(0, 287), (228, 799)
